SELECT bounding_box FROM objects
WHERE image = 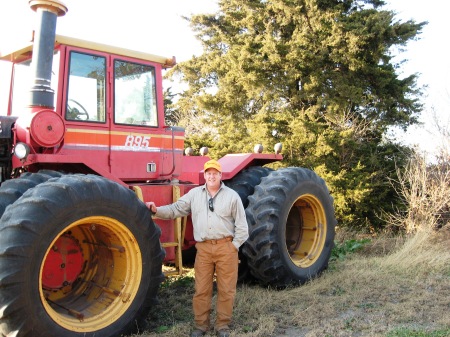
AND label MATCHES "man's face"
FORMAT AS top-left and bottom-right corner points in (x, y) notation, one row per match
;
(204, 168), (222, 189)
